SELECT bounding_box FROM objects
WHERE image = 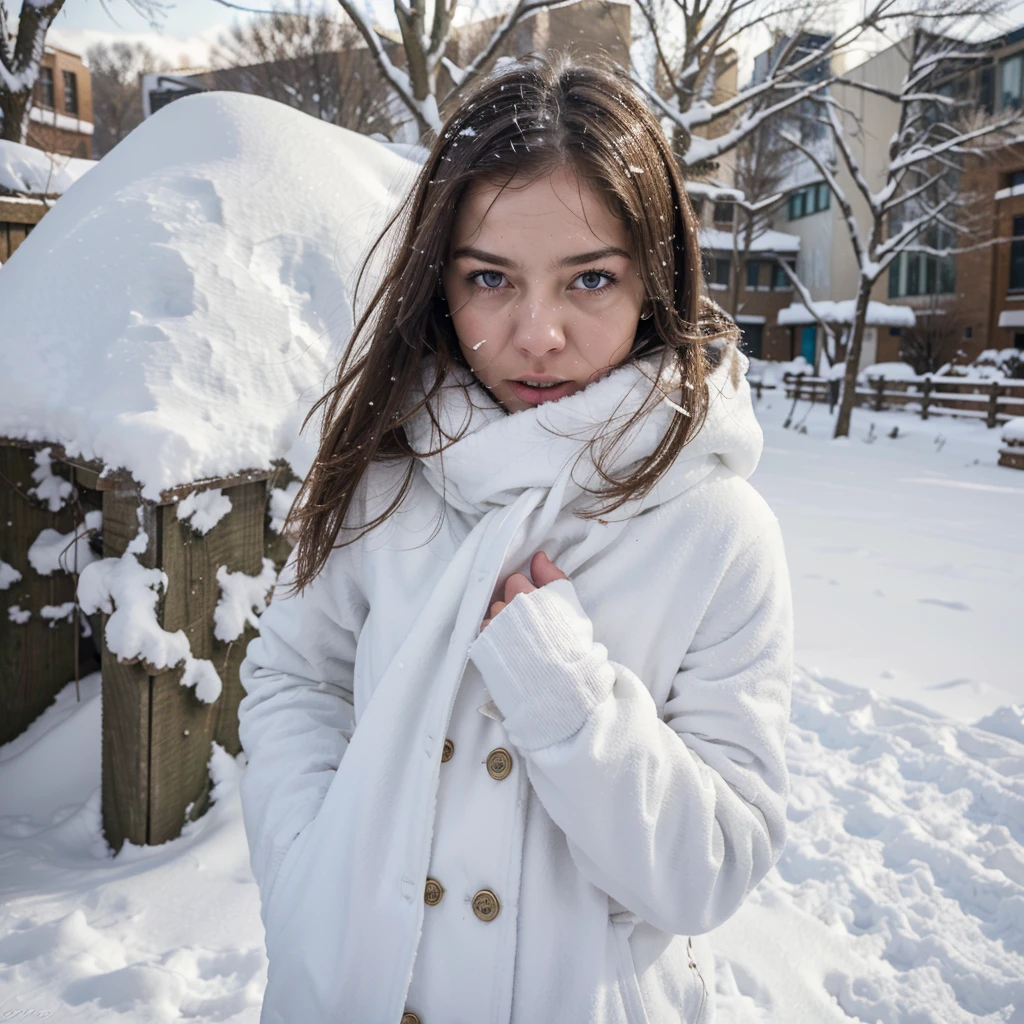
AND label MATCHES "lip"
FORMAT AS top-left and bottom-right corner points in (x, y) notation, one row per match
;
(508, 378), (579, 405)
